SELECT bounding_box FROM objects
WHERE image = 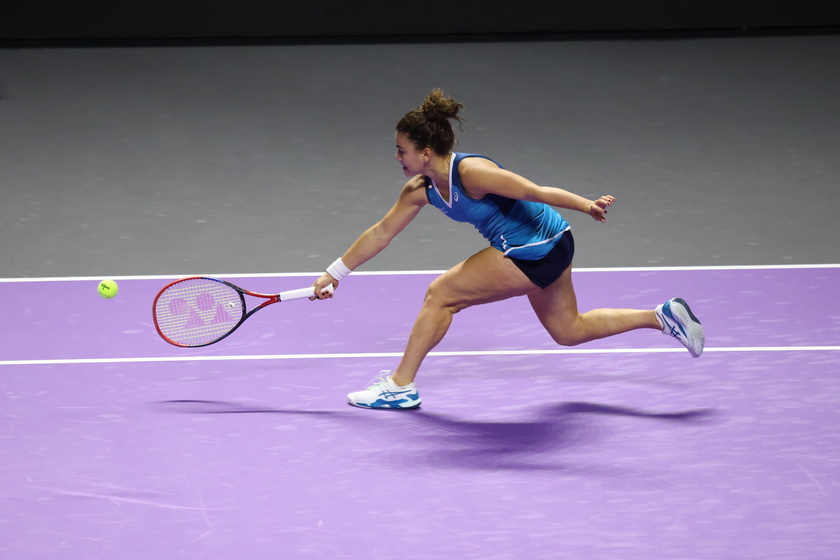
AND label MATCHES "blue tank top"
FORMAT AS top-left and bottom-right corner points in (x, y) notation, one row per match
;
(425, 153), (570, 260)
